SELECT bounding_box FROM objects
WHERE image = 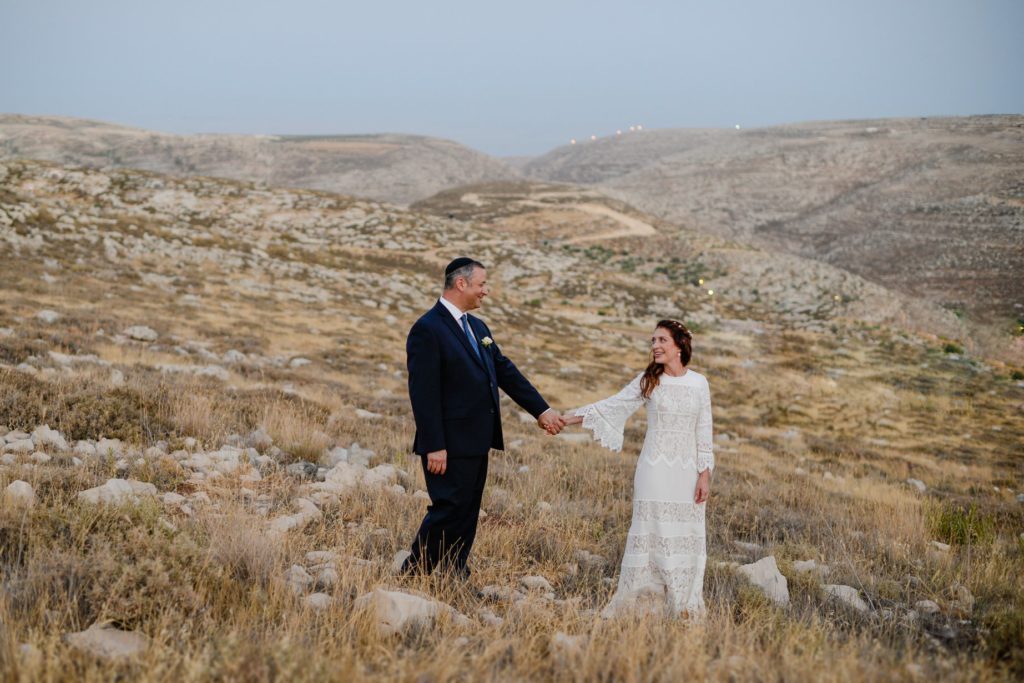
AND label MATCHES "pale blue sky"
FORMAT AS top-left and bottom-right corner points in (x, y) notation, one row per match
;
(1, 0), (1021, 155)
